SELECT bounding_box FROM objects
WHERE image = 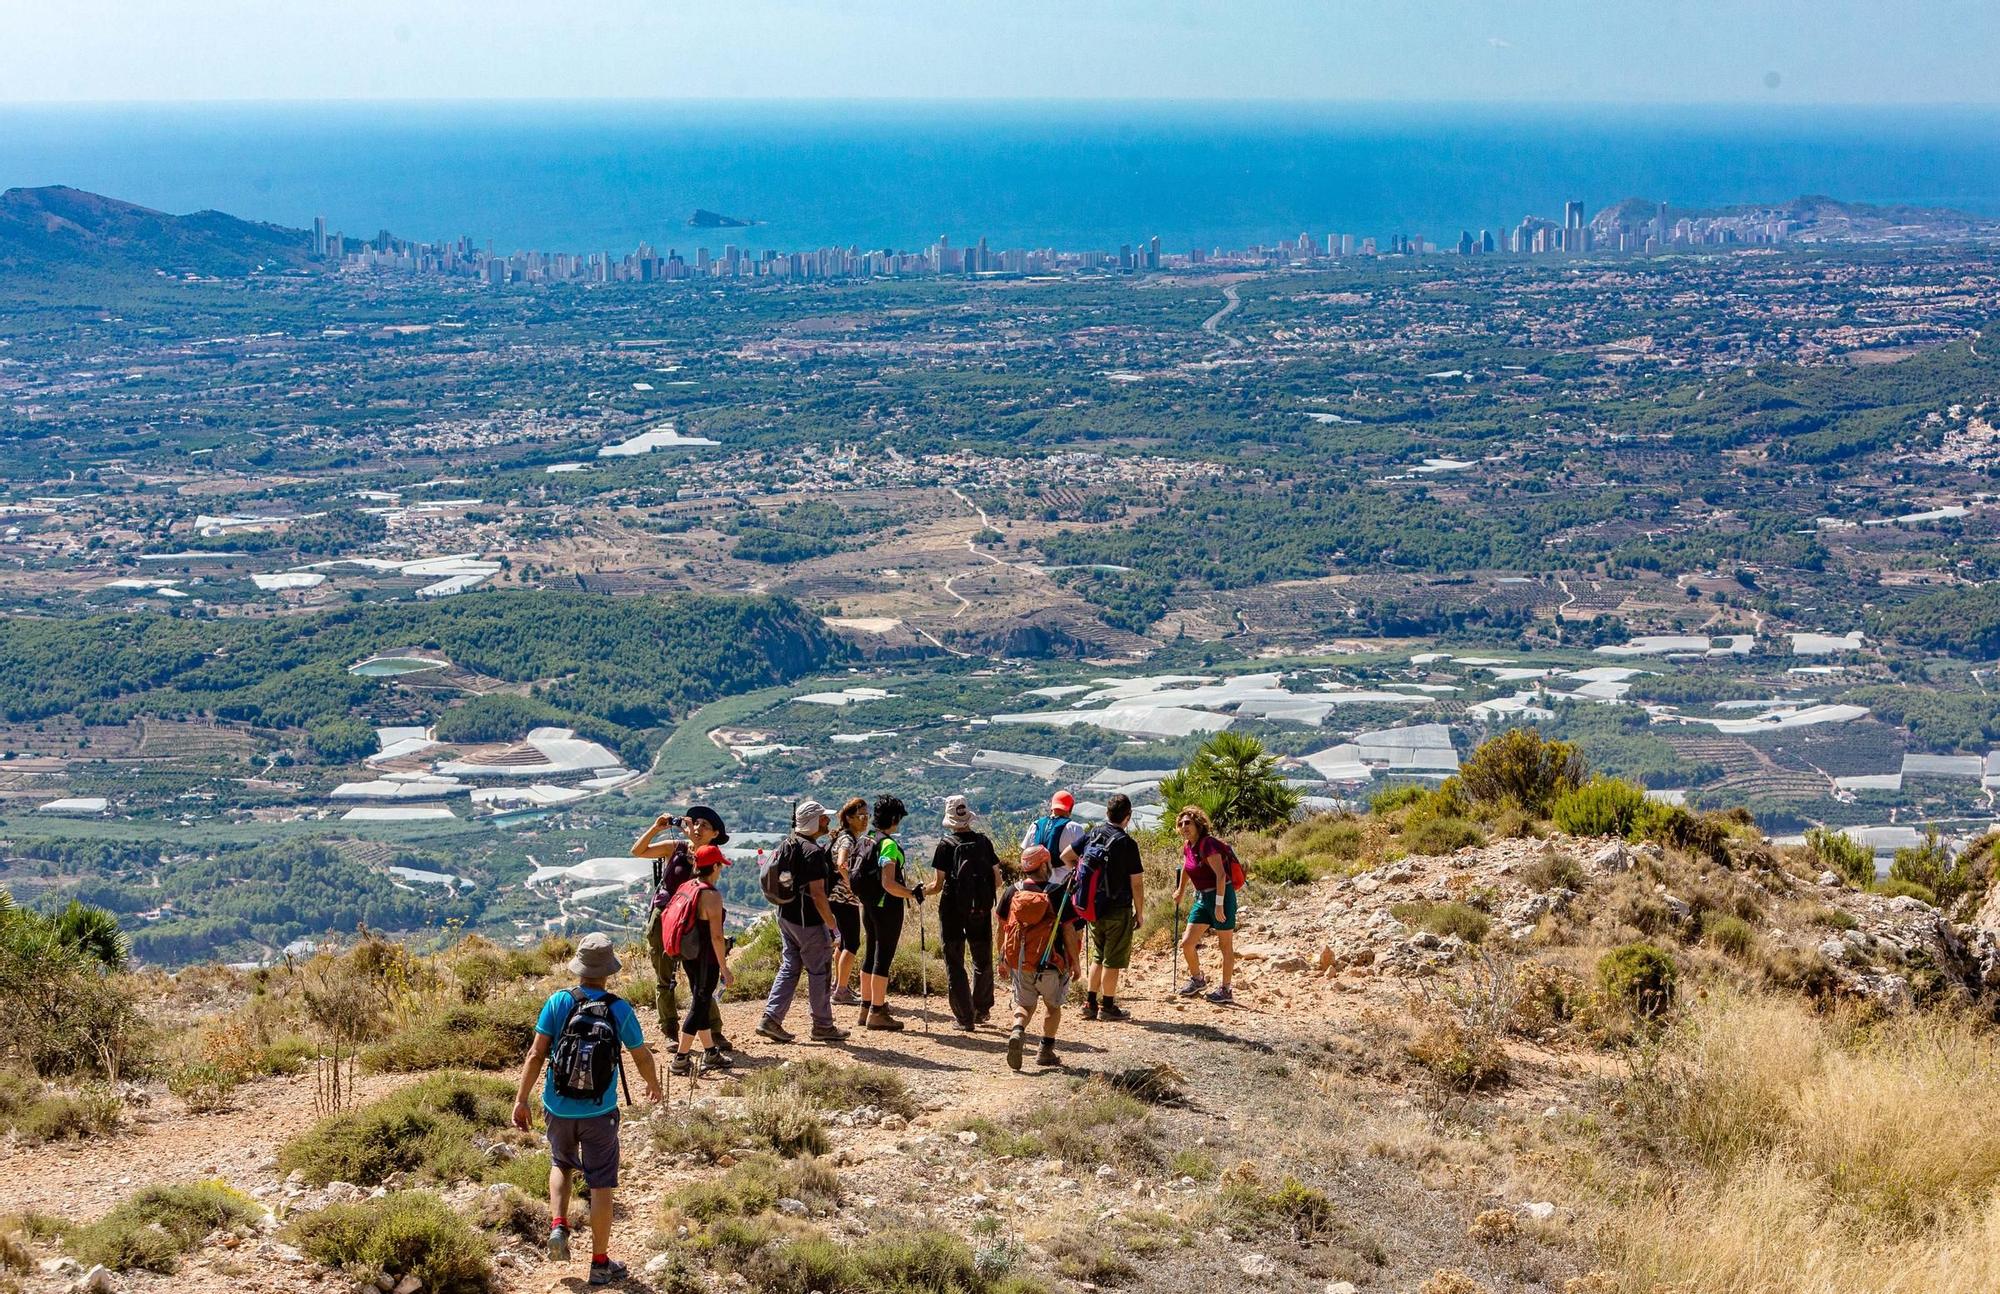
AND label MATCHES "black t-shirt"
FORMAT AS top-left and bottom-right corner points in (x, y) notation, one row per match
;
(1094, 826), (1145, 912)
(782, 834), (833, 927)
(932, 830), (1000, 915)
